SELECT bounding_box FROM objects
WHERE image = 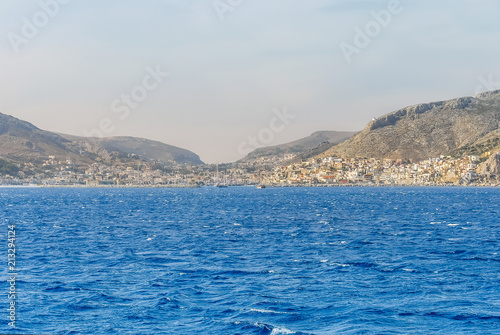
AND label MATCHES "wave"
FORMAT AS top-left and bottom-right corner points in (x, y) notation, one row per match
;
(230, 321), (313, 335)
